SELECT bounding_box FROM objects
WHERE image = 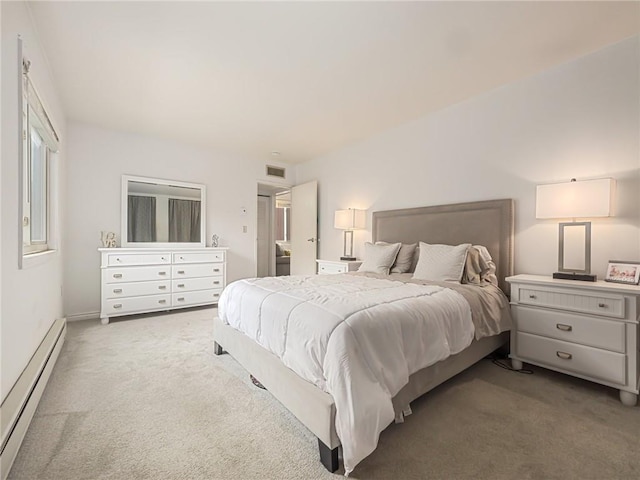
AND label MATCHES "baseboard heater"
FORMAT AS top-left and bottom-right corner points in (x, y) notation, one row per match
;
(0, 318), (67, 480)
